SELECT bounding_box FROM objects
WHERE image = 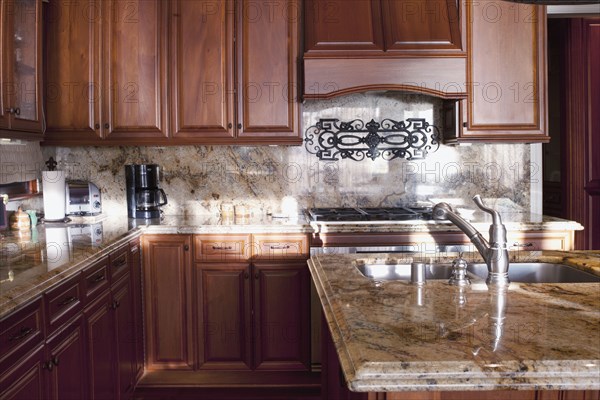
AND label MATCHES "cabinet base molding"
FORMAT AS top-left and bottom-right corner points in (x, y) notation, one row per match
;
(134, 370), (320, 400)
